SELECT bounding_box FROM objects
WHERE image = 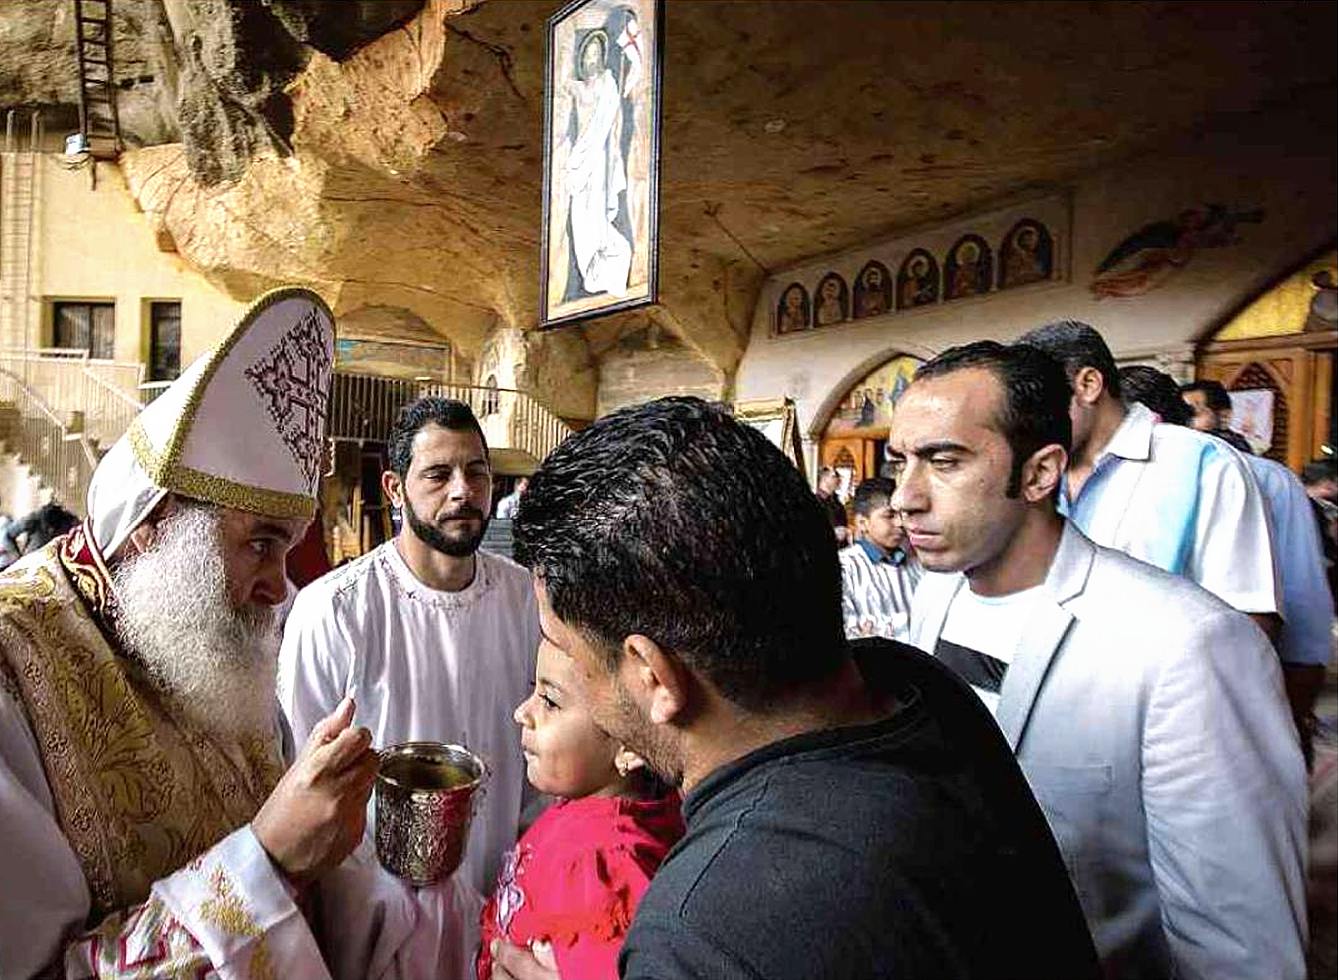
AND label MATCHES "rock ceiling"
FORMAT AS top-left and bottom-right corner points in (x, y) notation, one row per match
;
(3, 0), (1336, 410)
